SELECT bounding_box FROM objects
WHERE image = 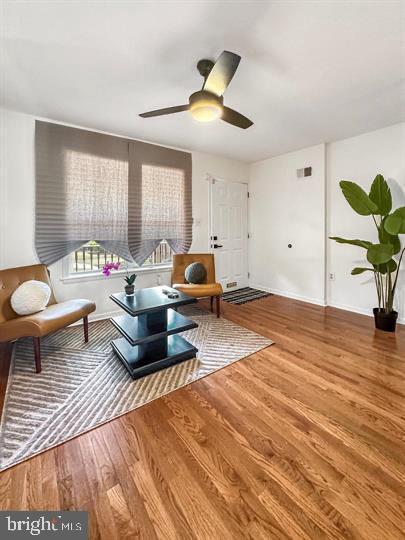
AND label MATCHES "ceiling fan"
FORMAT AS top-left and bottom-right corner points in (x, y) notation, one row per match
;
(139, 51), (253, 129)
